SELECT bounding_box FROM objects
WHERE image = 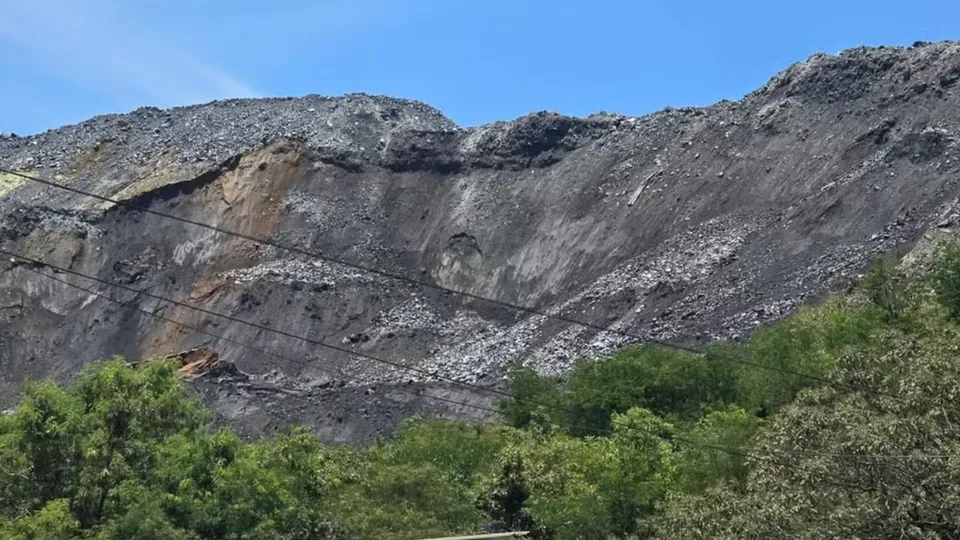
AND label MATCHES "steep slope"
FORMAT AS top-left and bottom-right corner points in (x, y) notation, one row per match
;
(3, 42), (960, 442)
